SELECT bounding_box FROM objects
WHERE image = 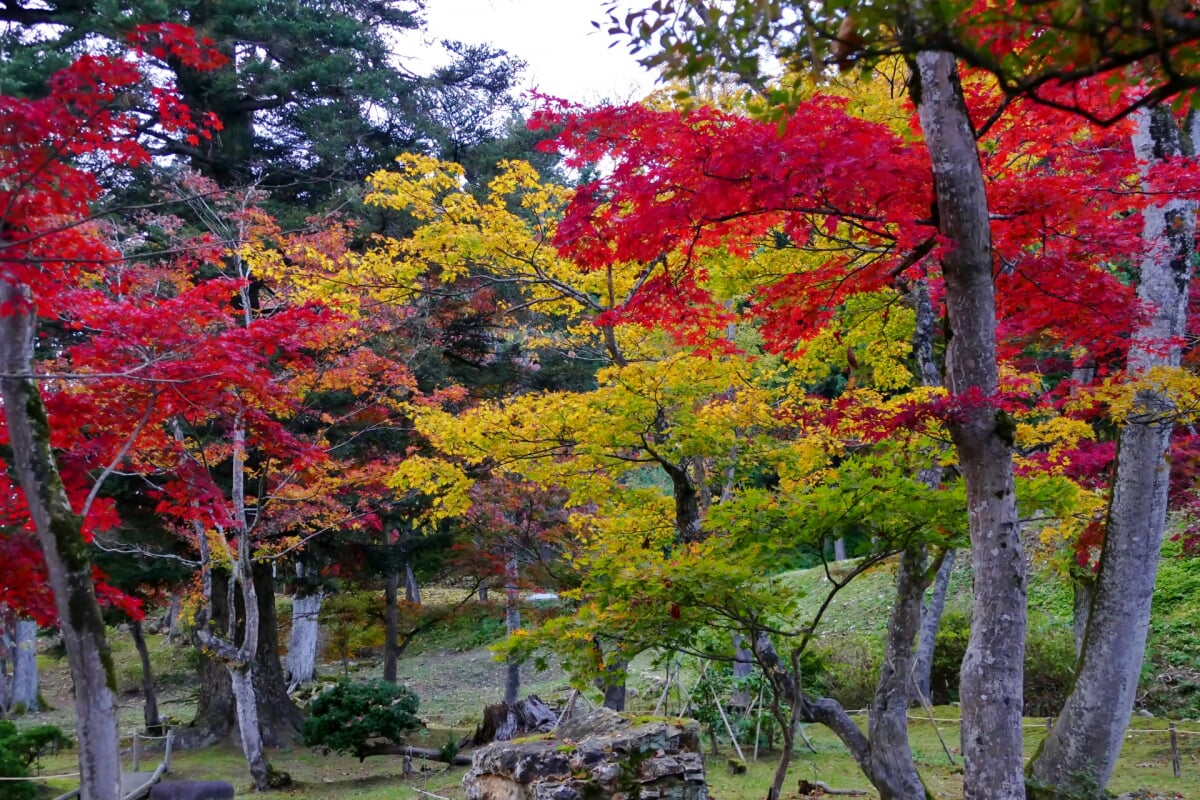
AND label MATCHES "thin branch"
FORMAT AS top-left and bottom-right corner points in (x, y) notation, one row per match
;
(80, 394), (158, 522)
